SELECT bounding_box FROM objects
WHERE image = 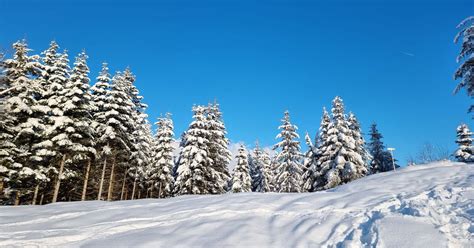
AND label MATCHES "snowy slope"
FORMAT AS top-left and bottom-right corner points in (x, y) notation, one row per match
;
(0, 161), (472, 247)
